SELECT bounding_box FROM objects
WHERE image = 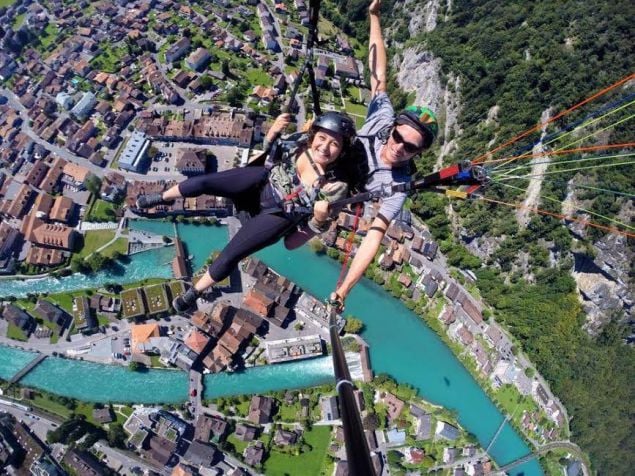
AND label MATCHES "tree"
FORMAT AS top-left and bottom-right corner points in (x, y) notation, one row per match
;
(309, 239), (326, 254)
(107, 424), (127, 448)
(363, 412), (380, 431)
(344, 316), (364, 334)
(128, 361), (144, 372)
(85, 175), (102, 196)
